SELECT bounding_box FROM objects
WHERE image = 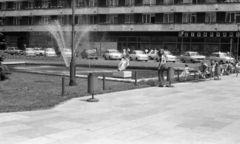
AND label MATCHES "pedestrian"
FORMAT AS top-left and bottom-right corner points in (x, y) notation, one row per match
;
(123, 48), (126, 57)
(145, 49), (149, 54)
(157, 49), (167, 87)
(182, 64), (190, 82)
(214, 61), (221, 80)
(198, 61), (208, 79)
(127, 47), (130, 53)
(235, 61), (240, 77)
(210, 60), (216, 80)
